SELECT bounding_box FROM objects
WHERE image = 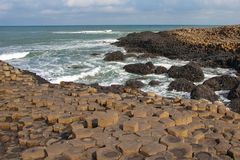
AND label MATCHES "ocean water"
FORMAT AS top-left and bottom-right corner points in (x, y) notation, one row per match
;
(0, 25), (236, 101)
